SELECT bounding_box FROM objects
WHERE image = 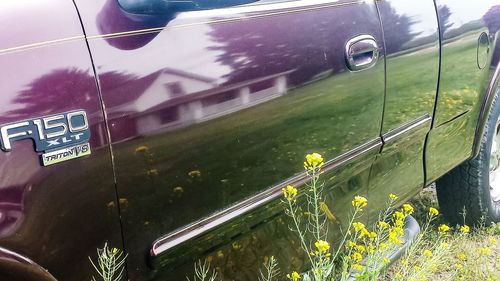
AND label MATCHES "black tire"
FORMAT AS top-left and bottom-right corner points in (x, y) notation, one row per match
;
(436, 91), (500, 225)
